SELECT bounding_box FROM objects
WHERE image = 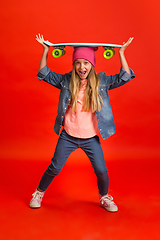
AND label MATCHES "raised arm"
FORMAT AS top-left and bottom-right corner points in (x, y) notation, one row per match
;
(36, 34), (50, 72)
(119, 37), (134, 74)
